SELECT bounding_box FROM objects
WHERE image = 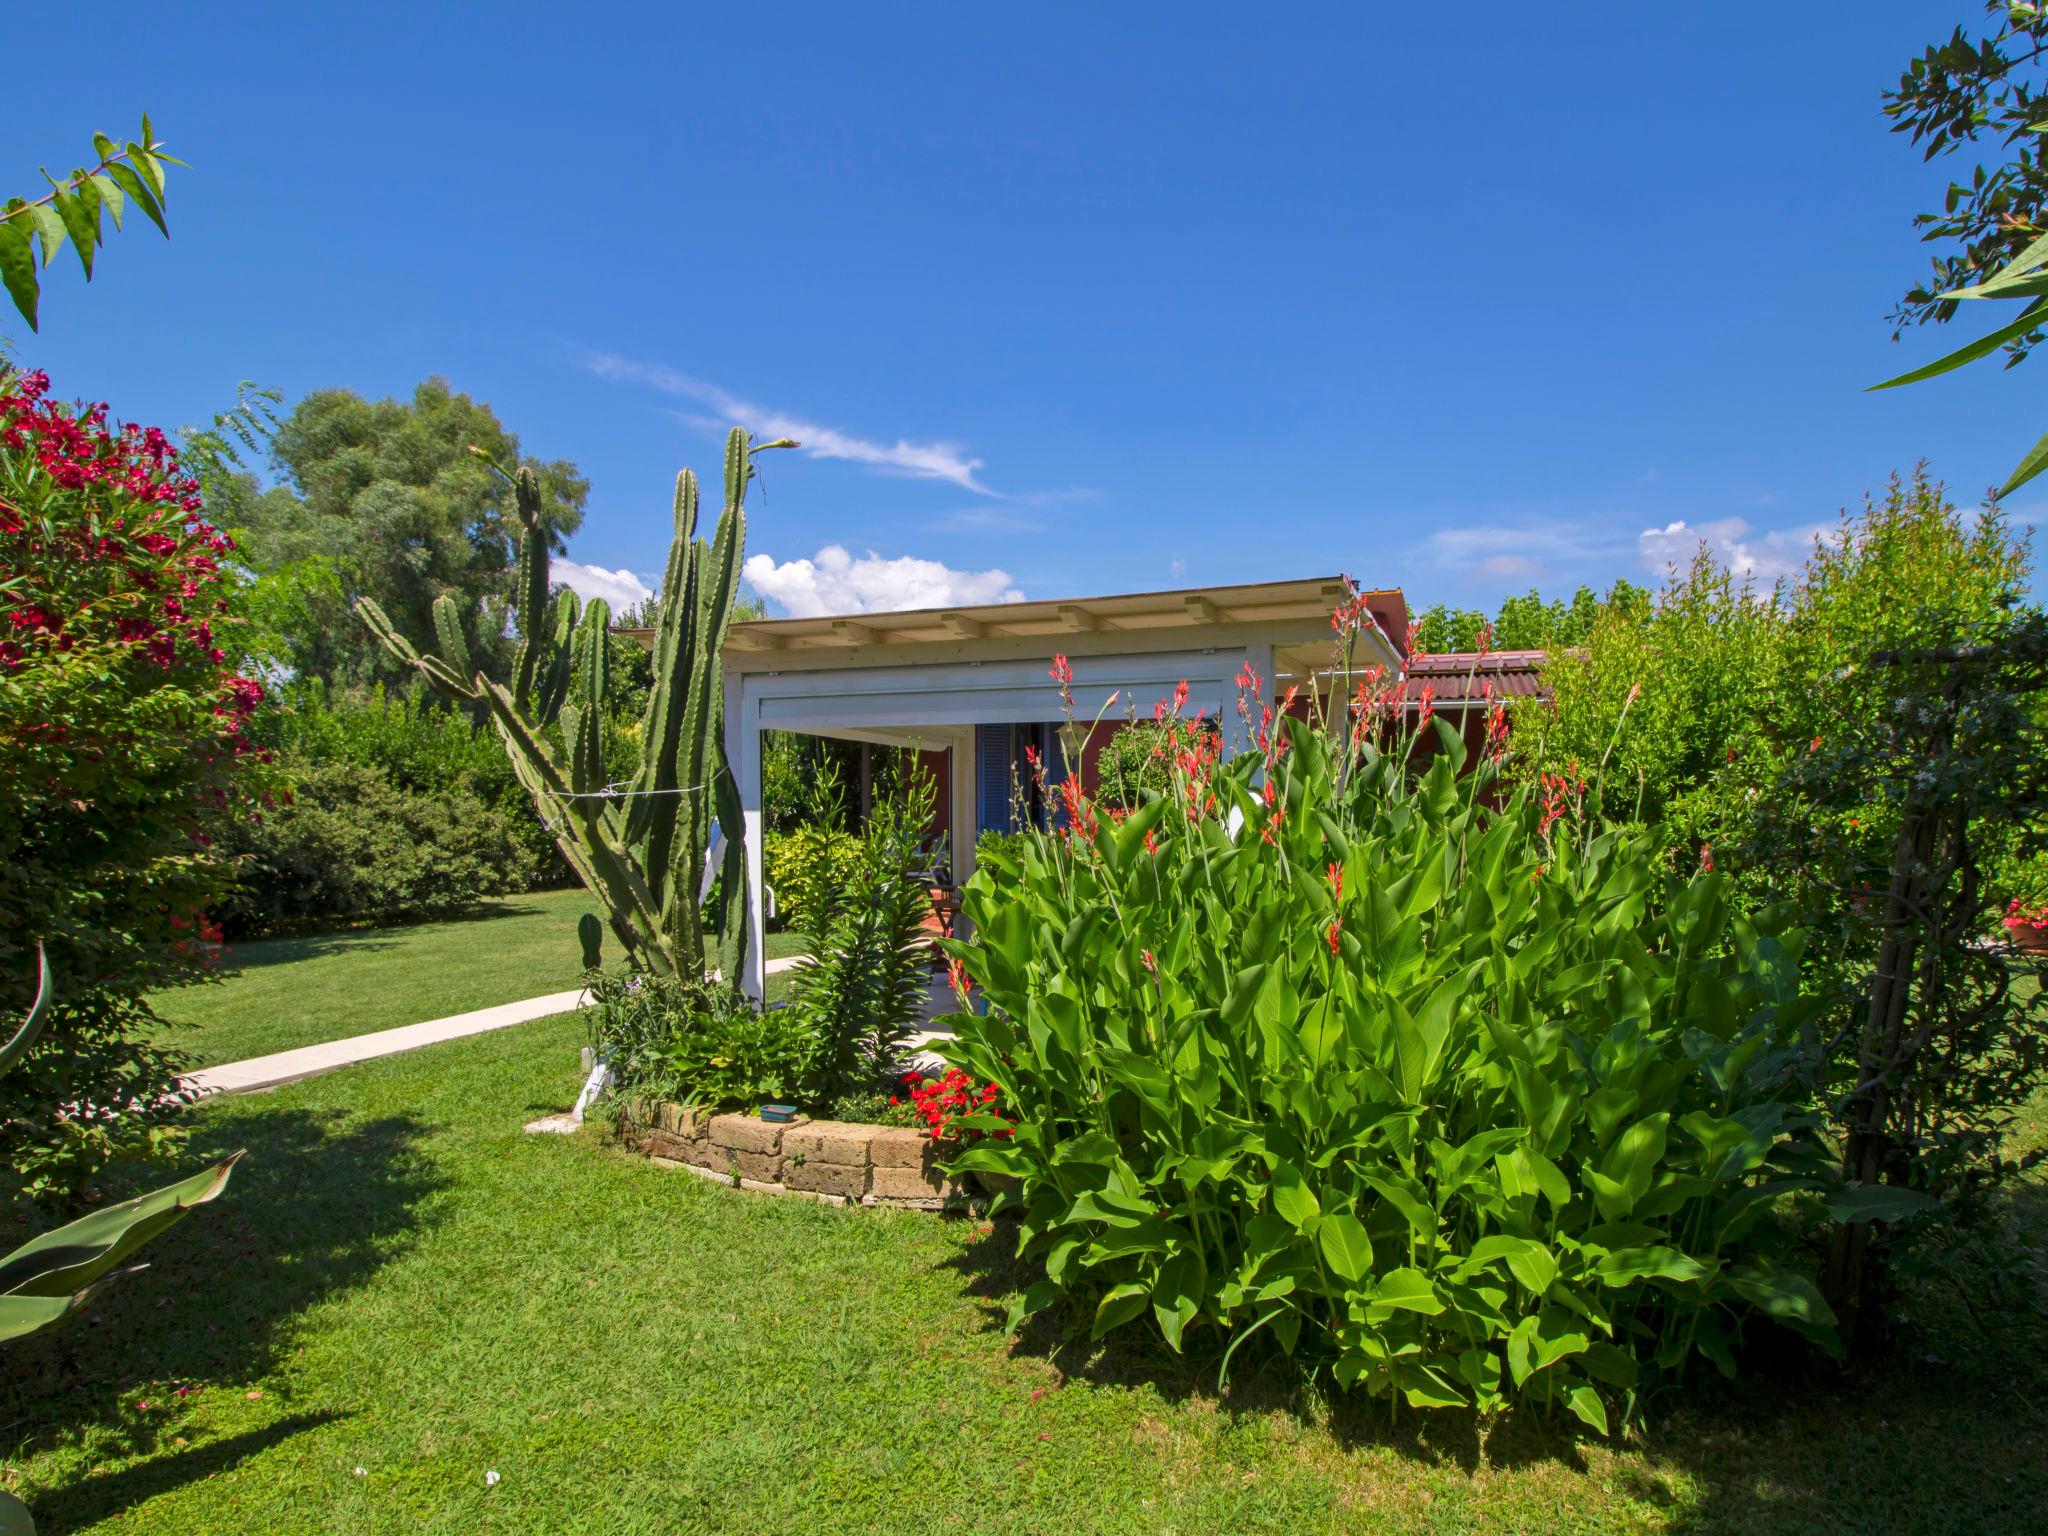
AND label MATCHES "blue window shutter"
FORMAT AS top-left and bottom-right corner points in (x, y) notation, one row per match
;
(1042, 722), (1071, 827)
(976, 723), (1014, 834)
